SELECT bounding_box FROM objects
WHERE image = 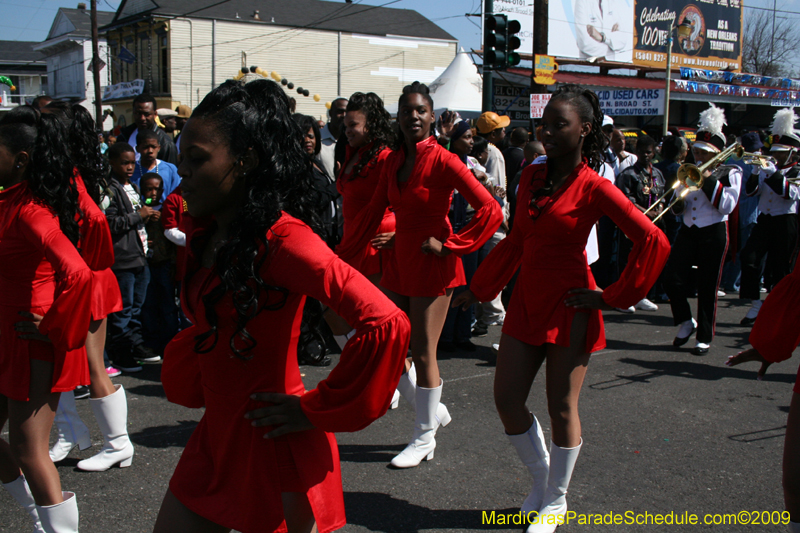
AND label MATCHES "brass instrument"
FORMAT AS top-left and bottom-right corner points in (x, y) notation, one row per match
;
(741, 152), (776, 168)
